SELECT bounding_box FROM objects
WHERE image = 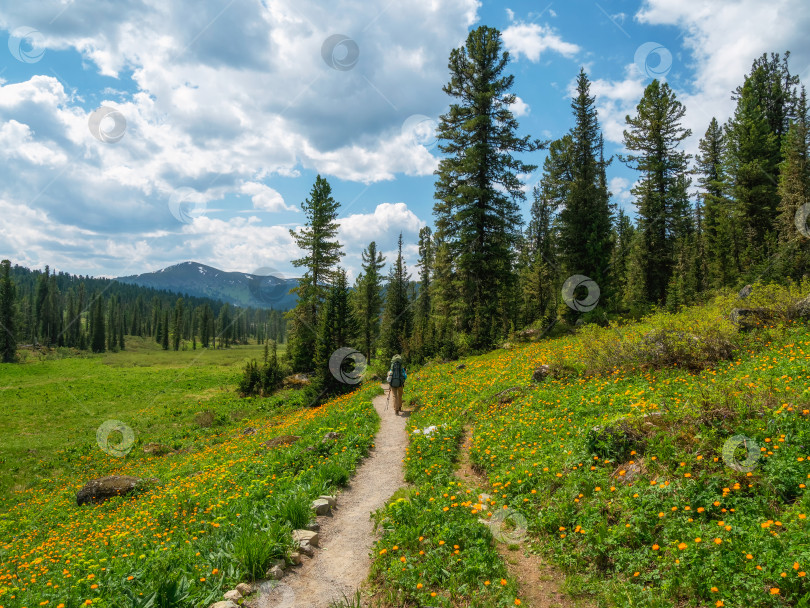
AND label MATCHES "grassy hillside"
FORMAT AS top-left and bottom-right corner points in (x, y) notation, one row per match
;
(0, 339), (380, 608)
(370, 286), (810, 607)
